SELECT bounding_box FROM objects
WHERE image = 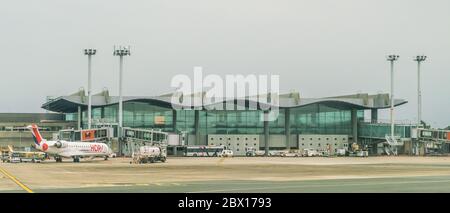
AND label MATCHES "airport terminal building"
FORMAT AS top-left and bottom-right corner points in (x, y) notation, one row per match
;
(41, 89), (411, 154)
